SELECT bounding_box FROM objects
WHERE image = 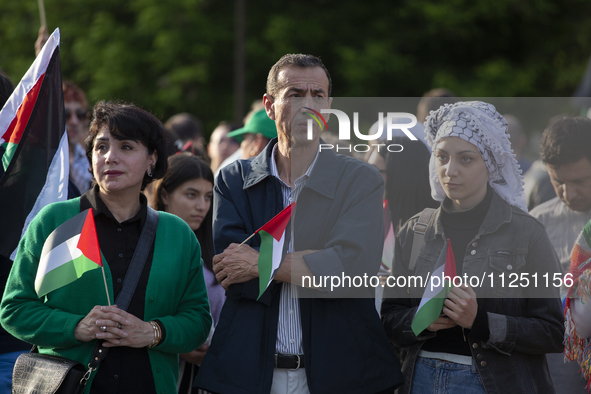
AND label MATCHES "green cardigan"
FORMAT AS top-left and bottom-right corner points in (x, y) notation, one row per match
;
(0, 198), (212, 394)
